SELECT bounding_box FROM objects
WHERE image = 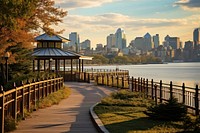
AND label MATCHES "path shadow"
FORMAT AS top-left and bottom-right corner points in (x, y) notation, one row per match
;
(63, 82), (116, 133)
